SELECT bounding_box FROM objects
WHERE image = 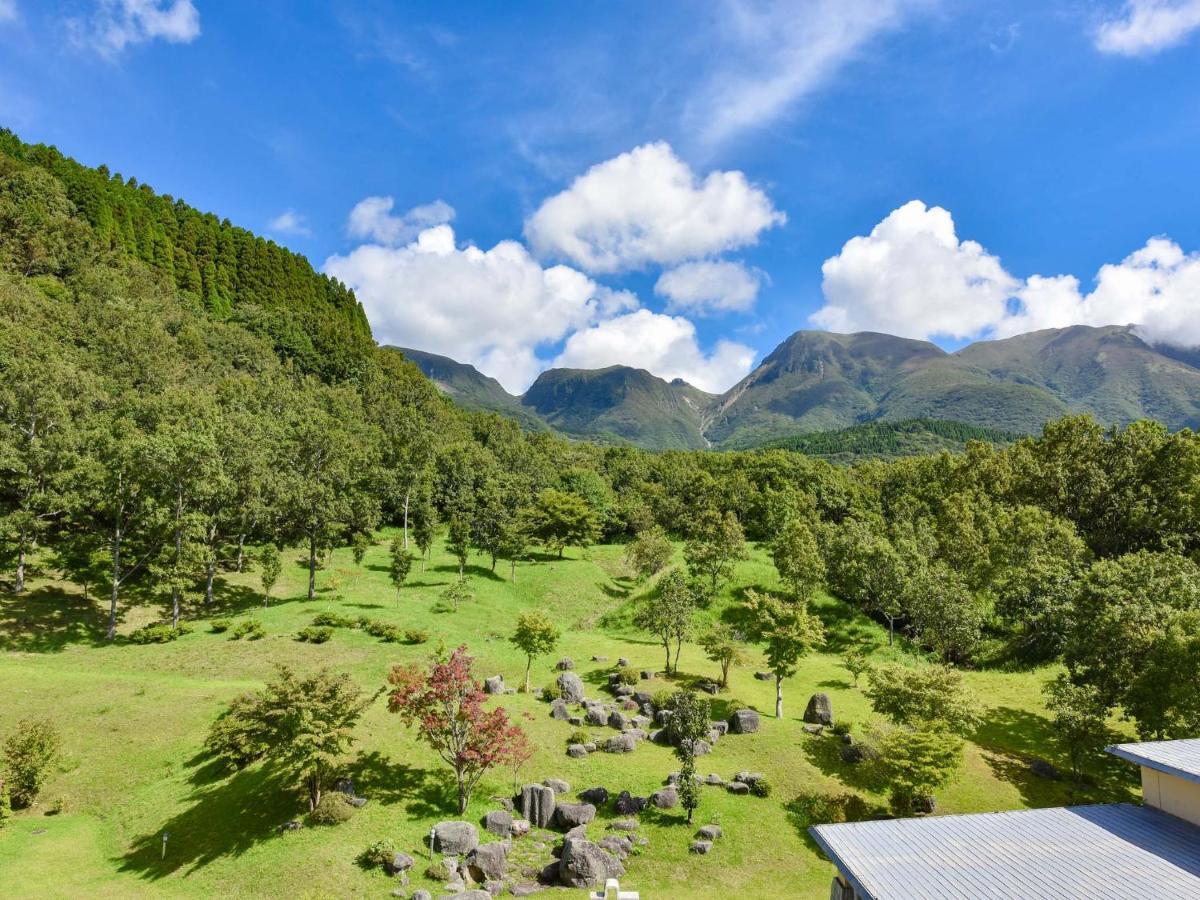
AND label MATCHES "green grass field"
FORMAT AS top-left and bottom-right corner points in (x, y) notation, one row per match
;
(0, 537), (1139, 898)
